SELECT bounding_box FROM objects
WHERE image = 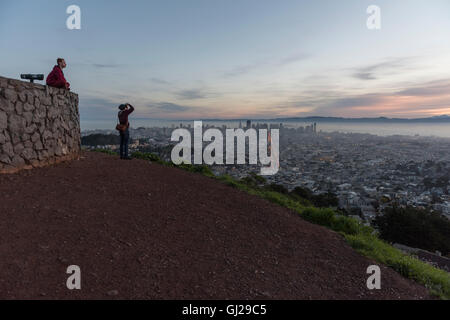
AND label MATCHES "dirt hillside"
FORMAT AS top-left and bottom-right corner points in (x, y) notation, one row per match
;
(0, 152), (431, 299)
